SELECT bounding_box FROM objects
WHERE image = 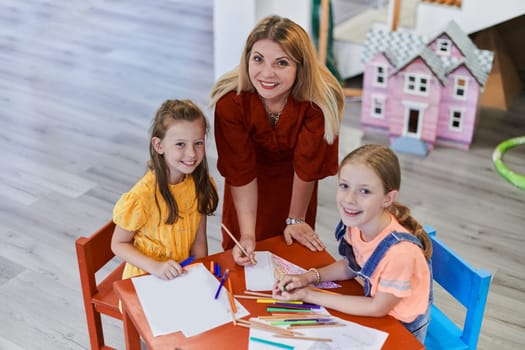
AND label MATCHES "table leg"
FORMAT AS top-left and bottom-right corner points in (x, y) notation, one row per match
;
(122, 308), (141, 350)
